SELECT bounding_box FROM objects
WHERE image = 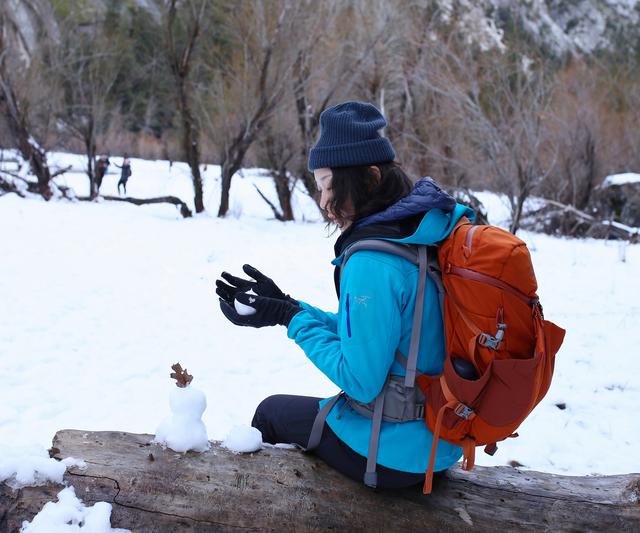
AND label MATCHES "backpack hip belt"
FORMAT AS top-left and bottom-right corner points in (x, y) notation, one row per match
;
(345, 364), (426, 423)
